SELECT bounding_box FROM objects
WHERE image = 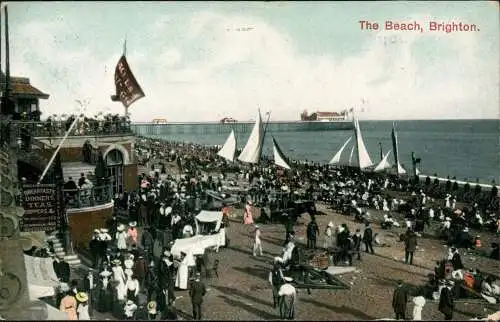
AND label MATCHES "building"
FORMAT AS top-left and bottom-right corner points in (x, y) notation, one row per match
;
(300, 110), (347, 121)
(4, 72), (138, 258)
(0, 72), (49, 120)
